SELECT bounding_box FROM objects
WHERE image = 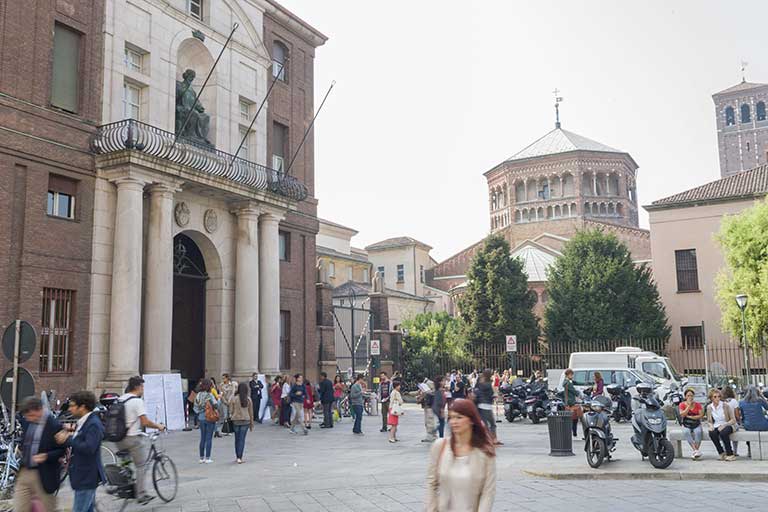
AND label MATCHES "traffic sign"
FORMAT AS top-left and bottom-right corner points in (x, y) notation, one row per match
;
(505, 335), (517, 352)
(0, 367), (34, 409)
(2, 321), (35, 363)
(370, 339), (381, 356)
